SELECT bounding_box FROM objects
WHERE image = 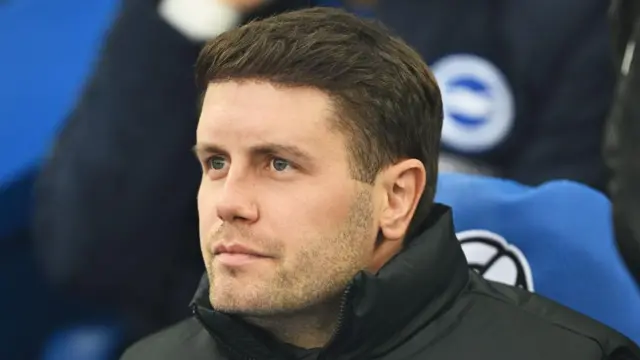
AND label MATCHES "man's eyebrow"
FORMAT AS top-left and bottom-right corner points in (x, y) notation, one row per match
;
(250, 143), (314, 162)
(191, 143), (314, 162)
(192, 143), (226, 157)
